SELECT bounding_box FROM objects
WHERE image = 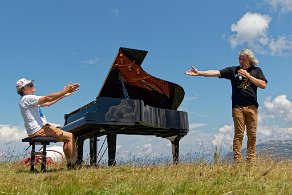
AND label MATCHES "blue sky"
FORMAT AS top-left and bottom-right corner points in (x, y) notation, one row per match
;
(1, 0), (292, 161)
